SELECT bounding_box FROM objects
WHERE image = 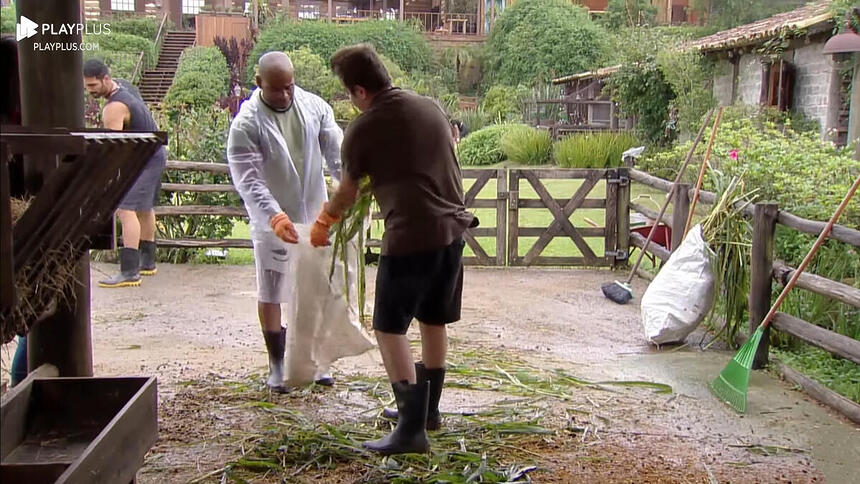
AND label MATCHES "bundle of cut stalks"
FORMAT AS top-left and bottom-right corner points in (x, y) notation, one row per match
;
(700, 173), (757, 347)
(329, 177), (373, 322)
(2, 198), (82, 344)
